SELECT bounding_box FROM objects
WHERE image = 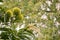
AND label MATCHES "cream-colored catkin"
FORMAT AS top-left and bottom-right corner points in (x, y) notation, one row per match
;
(27, 24), (43, 40)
